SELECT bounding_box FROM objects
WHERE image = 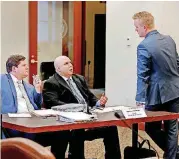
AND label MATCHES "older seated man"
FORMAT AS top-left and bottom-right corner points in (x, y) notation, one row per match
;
(43, 55), (121, 159)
